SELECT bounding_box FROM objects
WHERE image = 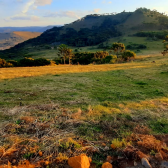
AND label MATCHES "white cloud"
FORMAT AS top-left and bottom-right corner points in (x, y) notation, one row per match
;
(35, 0), (52, 6)
(22, 0), (34, 13)
(22, 0), (52, 13)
